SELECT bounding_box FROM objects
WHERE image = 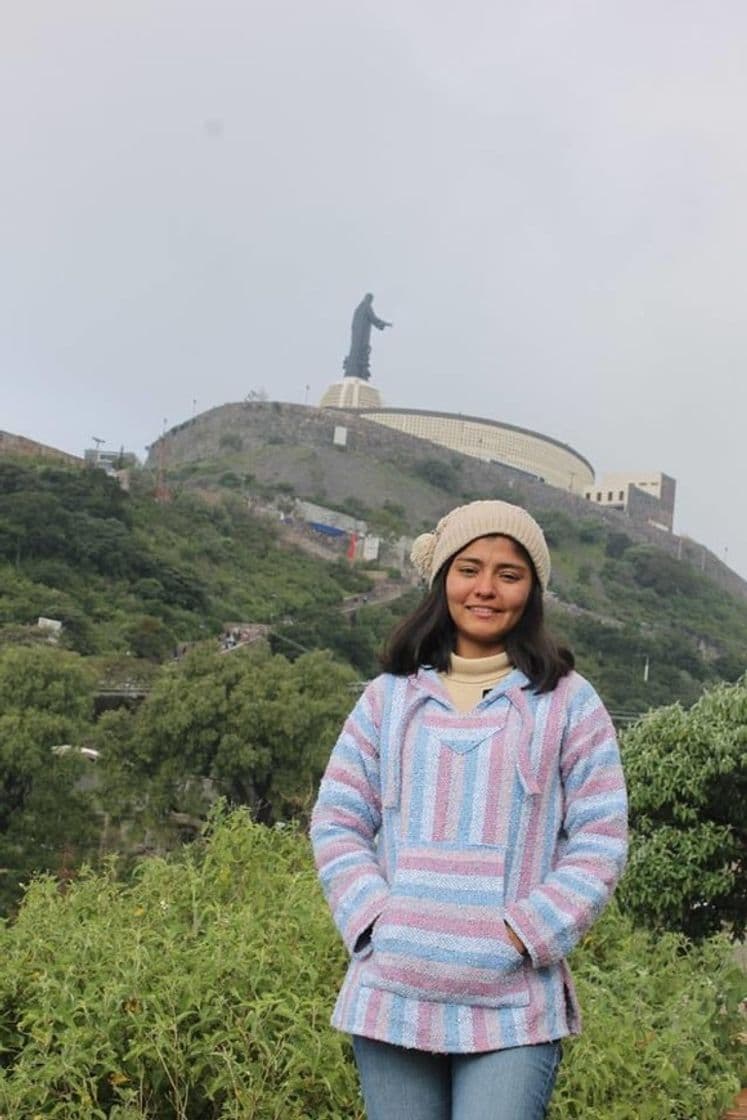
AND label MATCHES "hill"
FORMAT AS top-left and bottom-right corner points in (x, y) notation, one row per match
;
(143, 400), (747, 711)
(1, 427), (746, 712)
